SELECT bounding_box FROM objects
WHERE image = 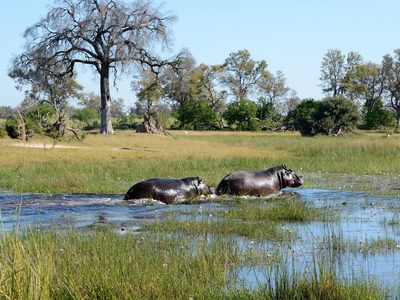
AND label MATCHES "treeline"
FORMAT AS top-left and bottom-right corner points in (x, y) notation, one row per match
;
(3, 47), (400, 139)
